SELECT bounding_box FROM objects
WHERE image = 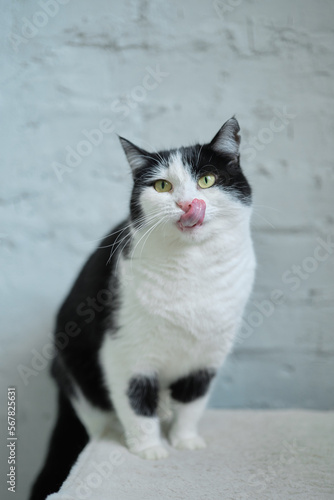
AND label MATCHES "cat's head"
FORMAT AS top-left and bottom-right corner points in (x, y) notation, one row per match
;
(120, 117), (252, 243)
